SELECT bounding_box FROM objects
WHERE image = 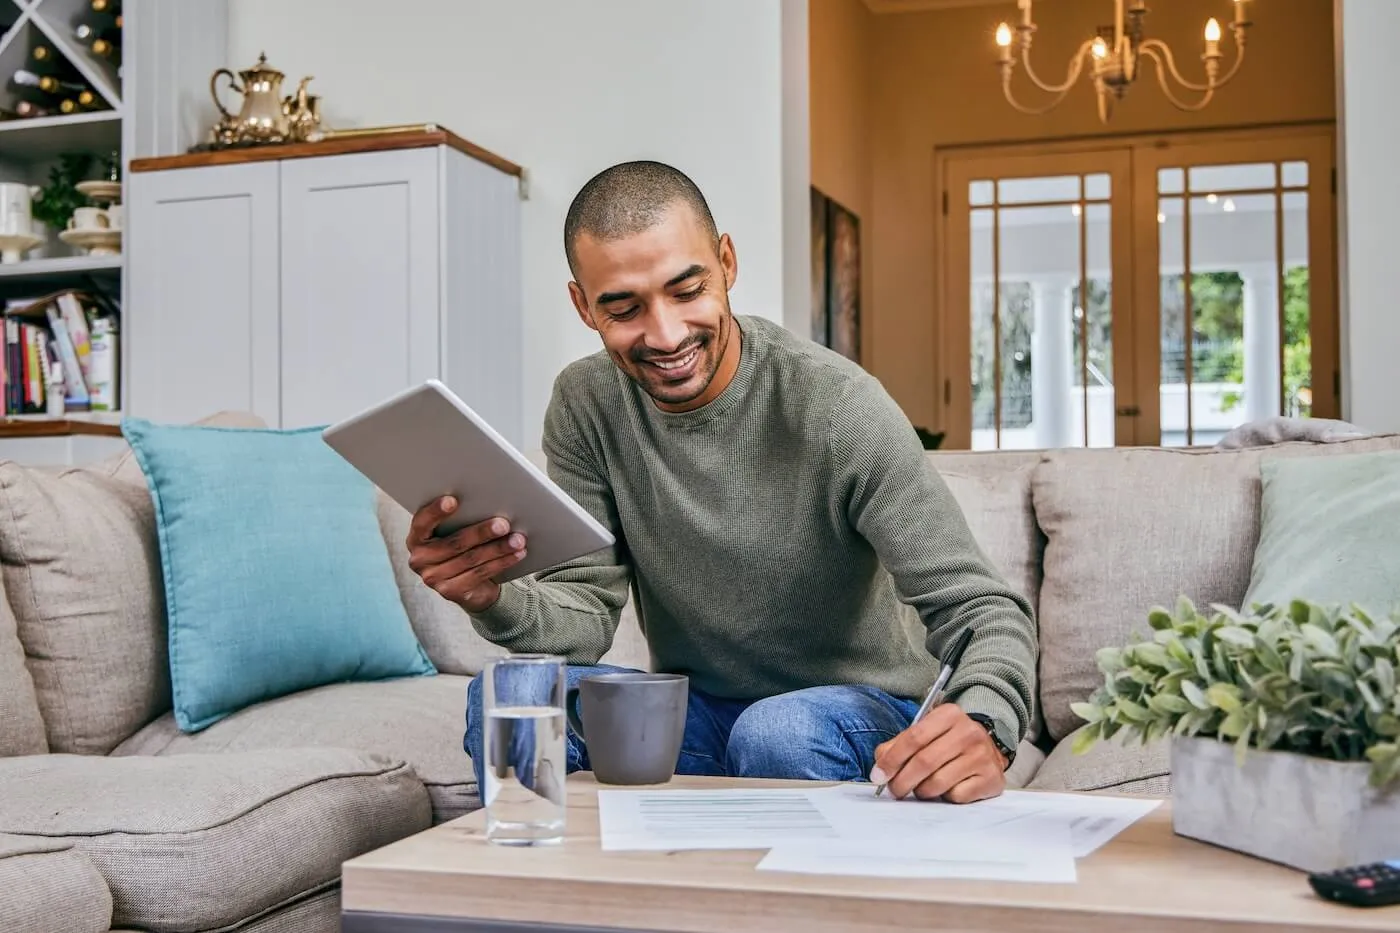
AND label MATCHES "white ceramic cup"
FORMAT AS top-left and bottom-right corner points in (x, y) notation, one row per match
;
(0, 183), (34, 237)
(106, 204), (123, 229)
(69, 207), (108, 230)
